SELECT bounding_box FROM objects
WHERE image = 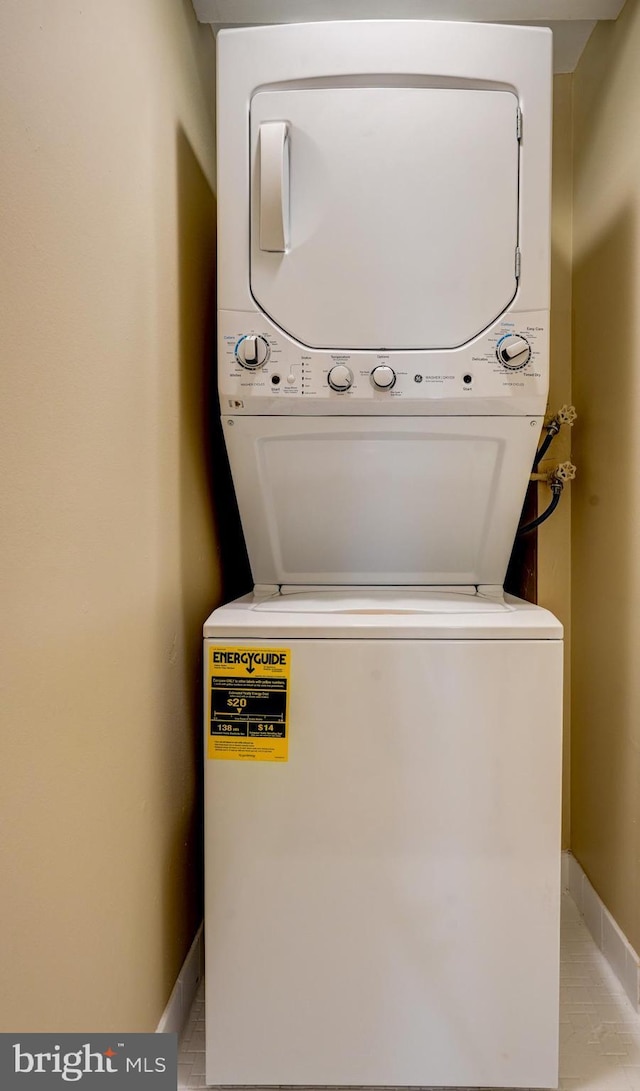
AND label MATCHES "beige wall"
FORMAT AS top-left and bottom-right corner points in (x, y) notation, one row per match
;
(538, 73), (574, 847)
(0, 1), (220, 1030)
(571, 0), (640, 951)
